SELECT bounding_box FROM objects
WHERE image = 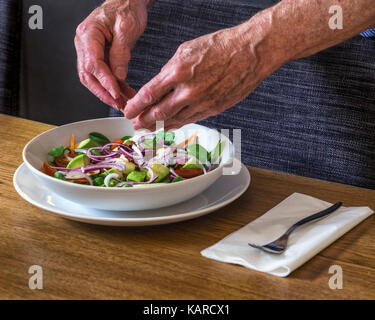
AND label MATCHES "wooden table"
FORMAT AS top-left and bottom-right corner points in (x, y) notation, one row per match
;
(0, 114), (374, 300)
